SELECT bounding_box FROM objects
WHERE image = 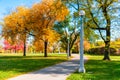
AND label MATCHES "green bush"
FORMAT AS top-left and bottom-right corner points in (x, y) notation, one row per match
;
(88, 47), (118, 55)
